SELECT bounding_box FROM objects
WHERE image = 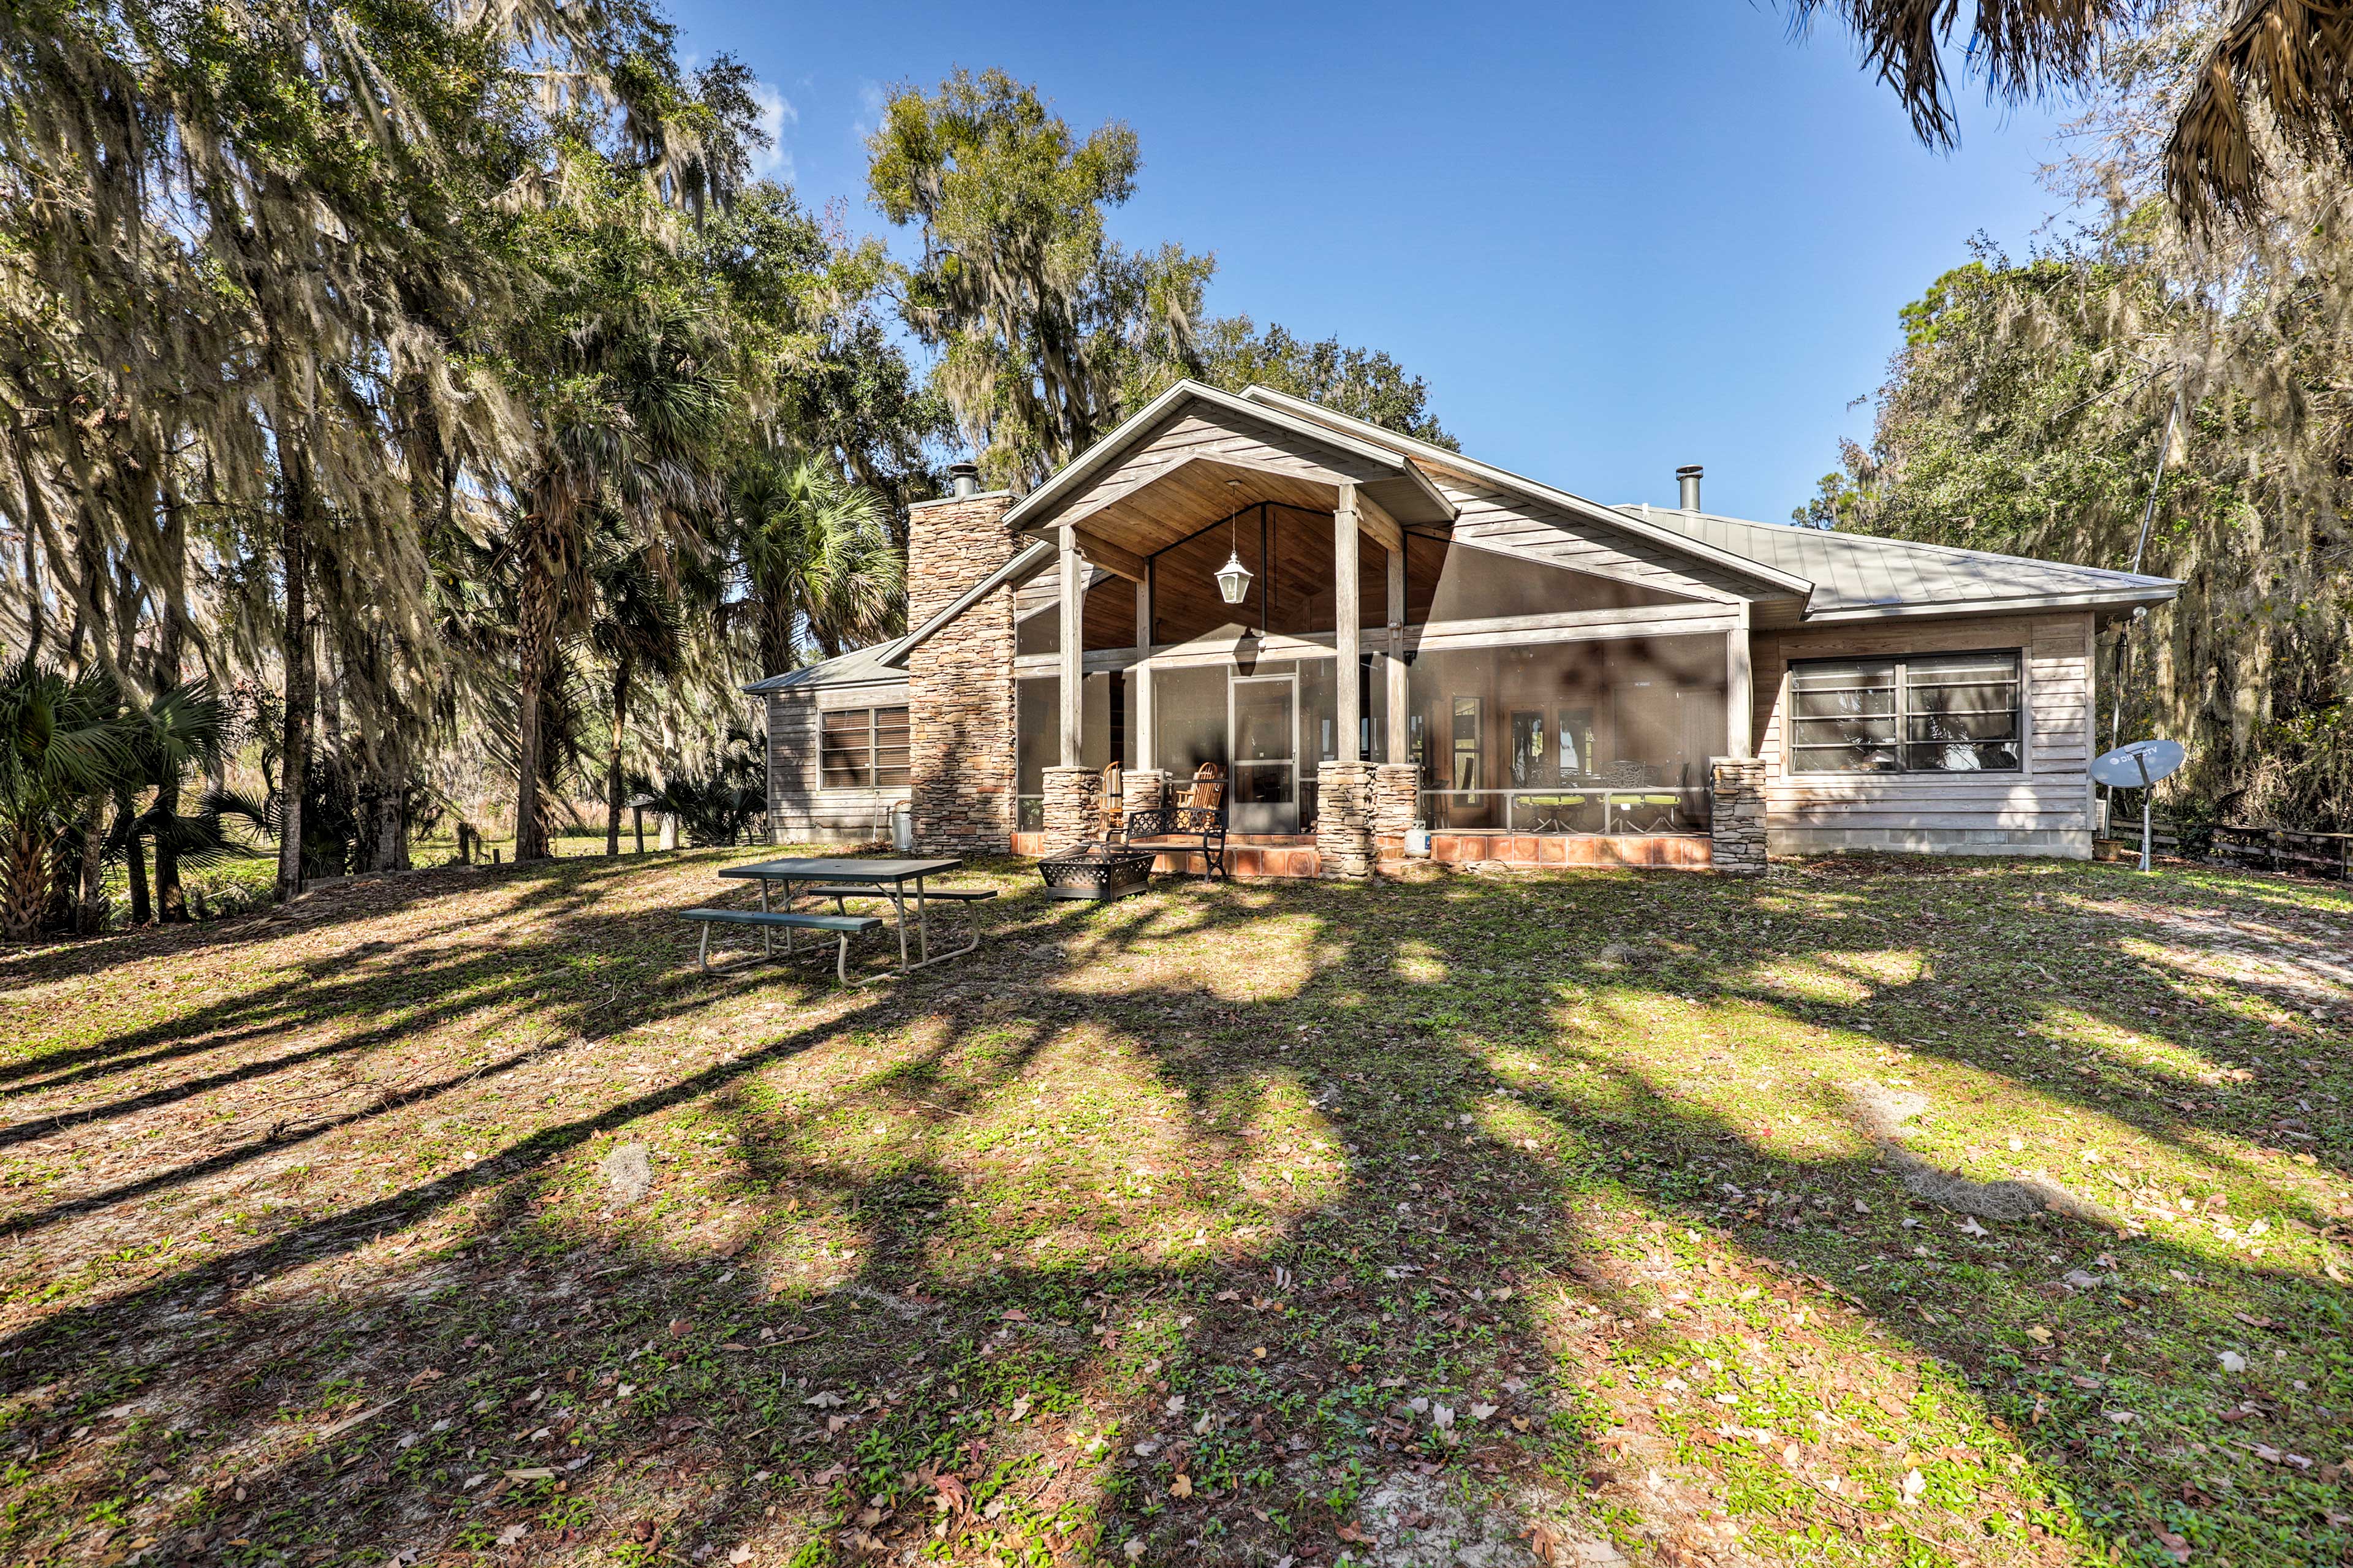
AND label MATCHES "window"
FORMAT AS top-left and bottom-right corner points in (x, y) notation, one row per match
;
(819, 706), (911, 787)
(1789, 652), (2020, 773)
